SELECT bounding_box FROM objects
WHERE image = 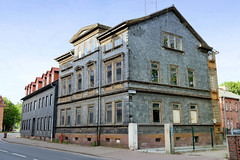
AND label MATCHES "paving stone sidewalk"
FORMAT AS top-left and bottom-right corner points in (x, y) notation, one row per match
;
(1, 133), (228, 160)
